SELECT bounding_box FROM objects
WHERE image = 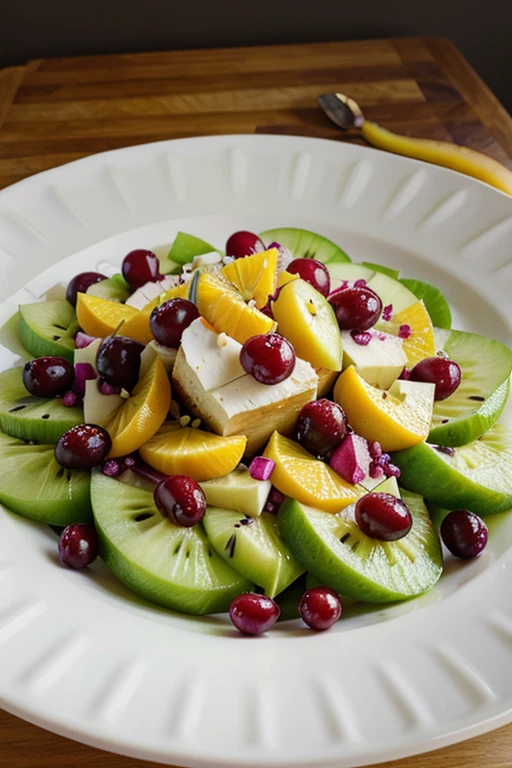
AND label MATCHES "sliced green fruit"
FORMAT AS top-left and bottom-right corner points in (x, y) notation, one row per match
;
(0, 367), (83, 443)
(259, 227), (351, 264)
(91, 473), (252, 615)
(19, 300), (79, 363)
(158, 257), (180, 275)
(86, 274), (130, 303)
(200, 468), (271, 518)
(428, 328), (512, 446)
(272, 278), (342, 370)
(327, 263), (417, 315)
(400, 278), (451, 329)
(278, 490), (442, 603)
(0, 312), (31, 364)
(361, 262), (400, 280)
(392, 424), (512, 516)
(0, 430), (91, 525)
(202, 507), (304, 598)
(168, 232), (218, 266)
